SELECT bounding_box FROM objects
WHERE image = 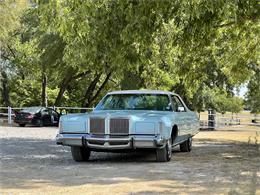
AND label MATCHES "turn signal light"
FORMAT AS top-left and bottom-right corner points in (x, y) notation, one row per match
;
(26, 114), (34, 119)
